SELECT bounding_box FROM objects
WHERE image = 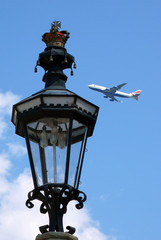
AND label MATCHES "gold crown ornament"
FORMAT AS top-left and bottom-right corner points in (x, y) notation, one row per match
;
(42, 21), (70, 47)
